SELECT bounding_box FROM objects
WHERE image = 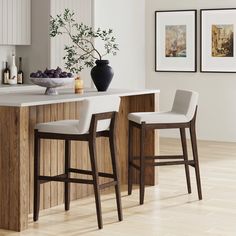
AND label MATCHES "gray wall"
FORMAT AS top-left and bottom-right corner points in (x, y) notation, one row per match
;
(146, 0), (236, 142)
